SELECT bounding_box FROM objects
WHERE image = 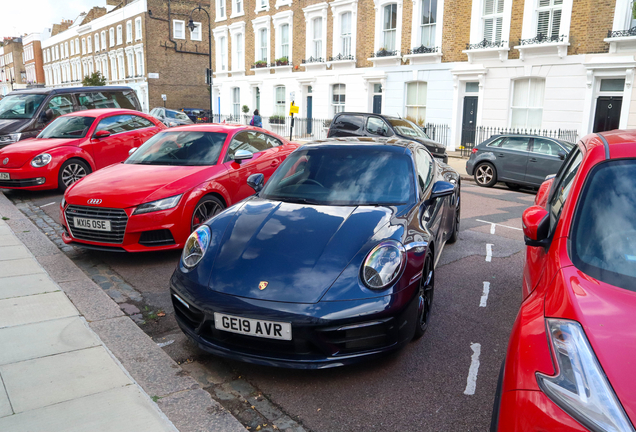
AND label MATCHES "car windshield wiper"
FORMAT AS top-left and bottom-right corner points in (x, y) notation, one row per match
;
(271, 196), (323, 205)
